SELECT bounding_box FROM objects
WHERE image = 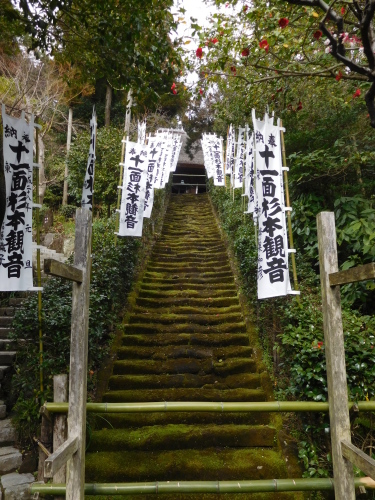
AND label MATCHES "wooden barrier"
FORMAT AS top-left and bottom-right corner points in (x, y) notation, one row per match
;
(317, 212), (375, 499)
(43, 208), (92, 500)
